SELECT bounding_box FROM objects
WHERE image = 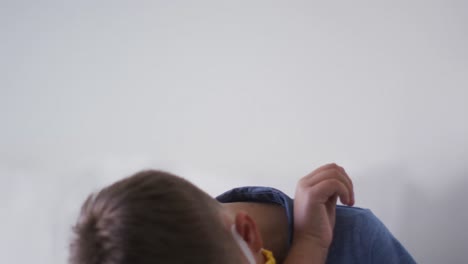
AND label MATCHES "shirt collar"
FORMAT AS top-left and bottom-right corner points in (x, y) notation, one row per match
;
(216, 186), (294, 246)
